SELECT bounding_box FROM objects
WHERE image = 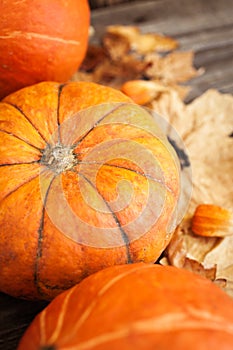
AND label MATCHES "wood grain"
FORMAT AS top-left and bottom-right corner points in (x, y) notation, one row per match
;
(0, 0), (232, 349)
(89, 0), (136, 9)
(91, 0), (233, 100)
